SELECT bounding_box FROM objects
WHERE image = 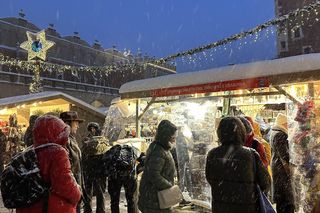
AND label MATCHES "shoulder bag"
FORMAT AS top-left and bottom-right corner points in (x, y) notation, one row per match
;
(251, 151), (276, 213)
(158, 185), (183, 209)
